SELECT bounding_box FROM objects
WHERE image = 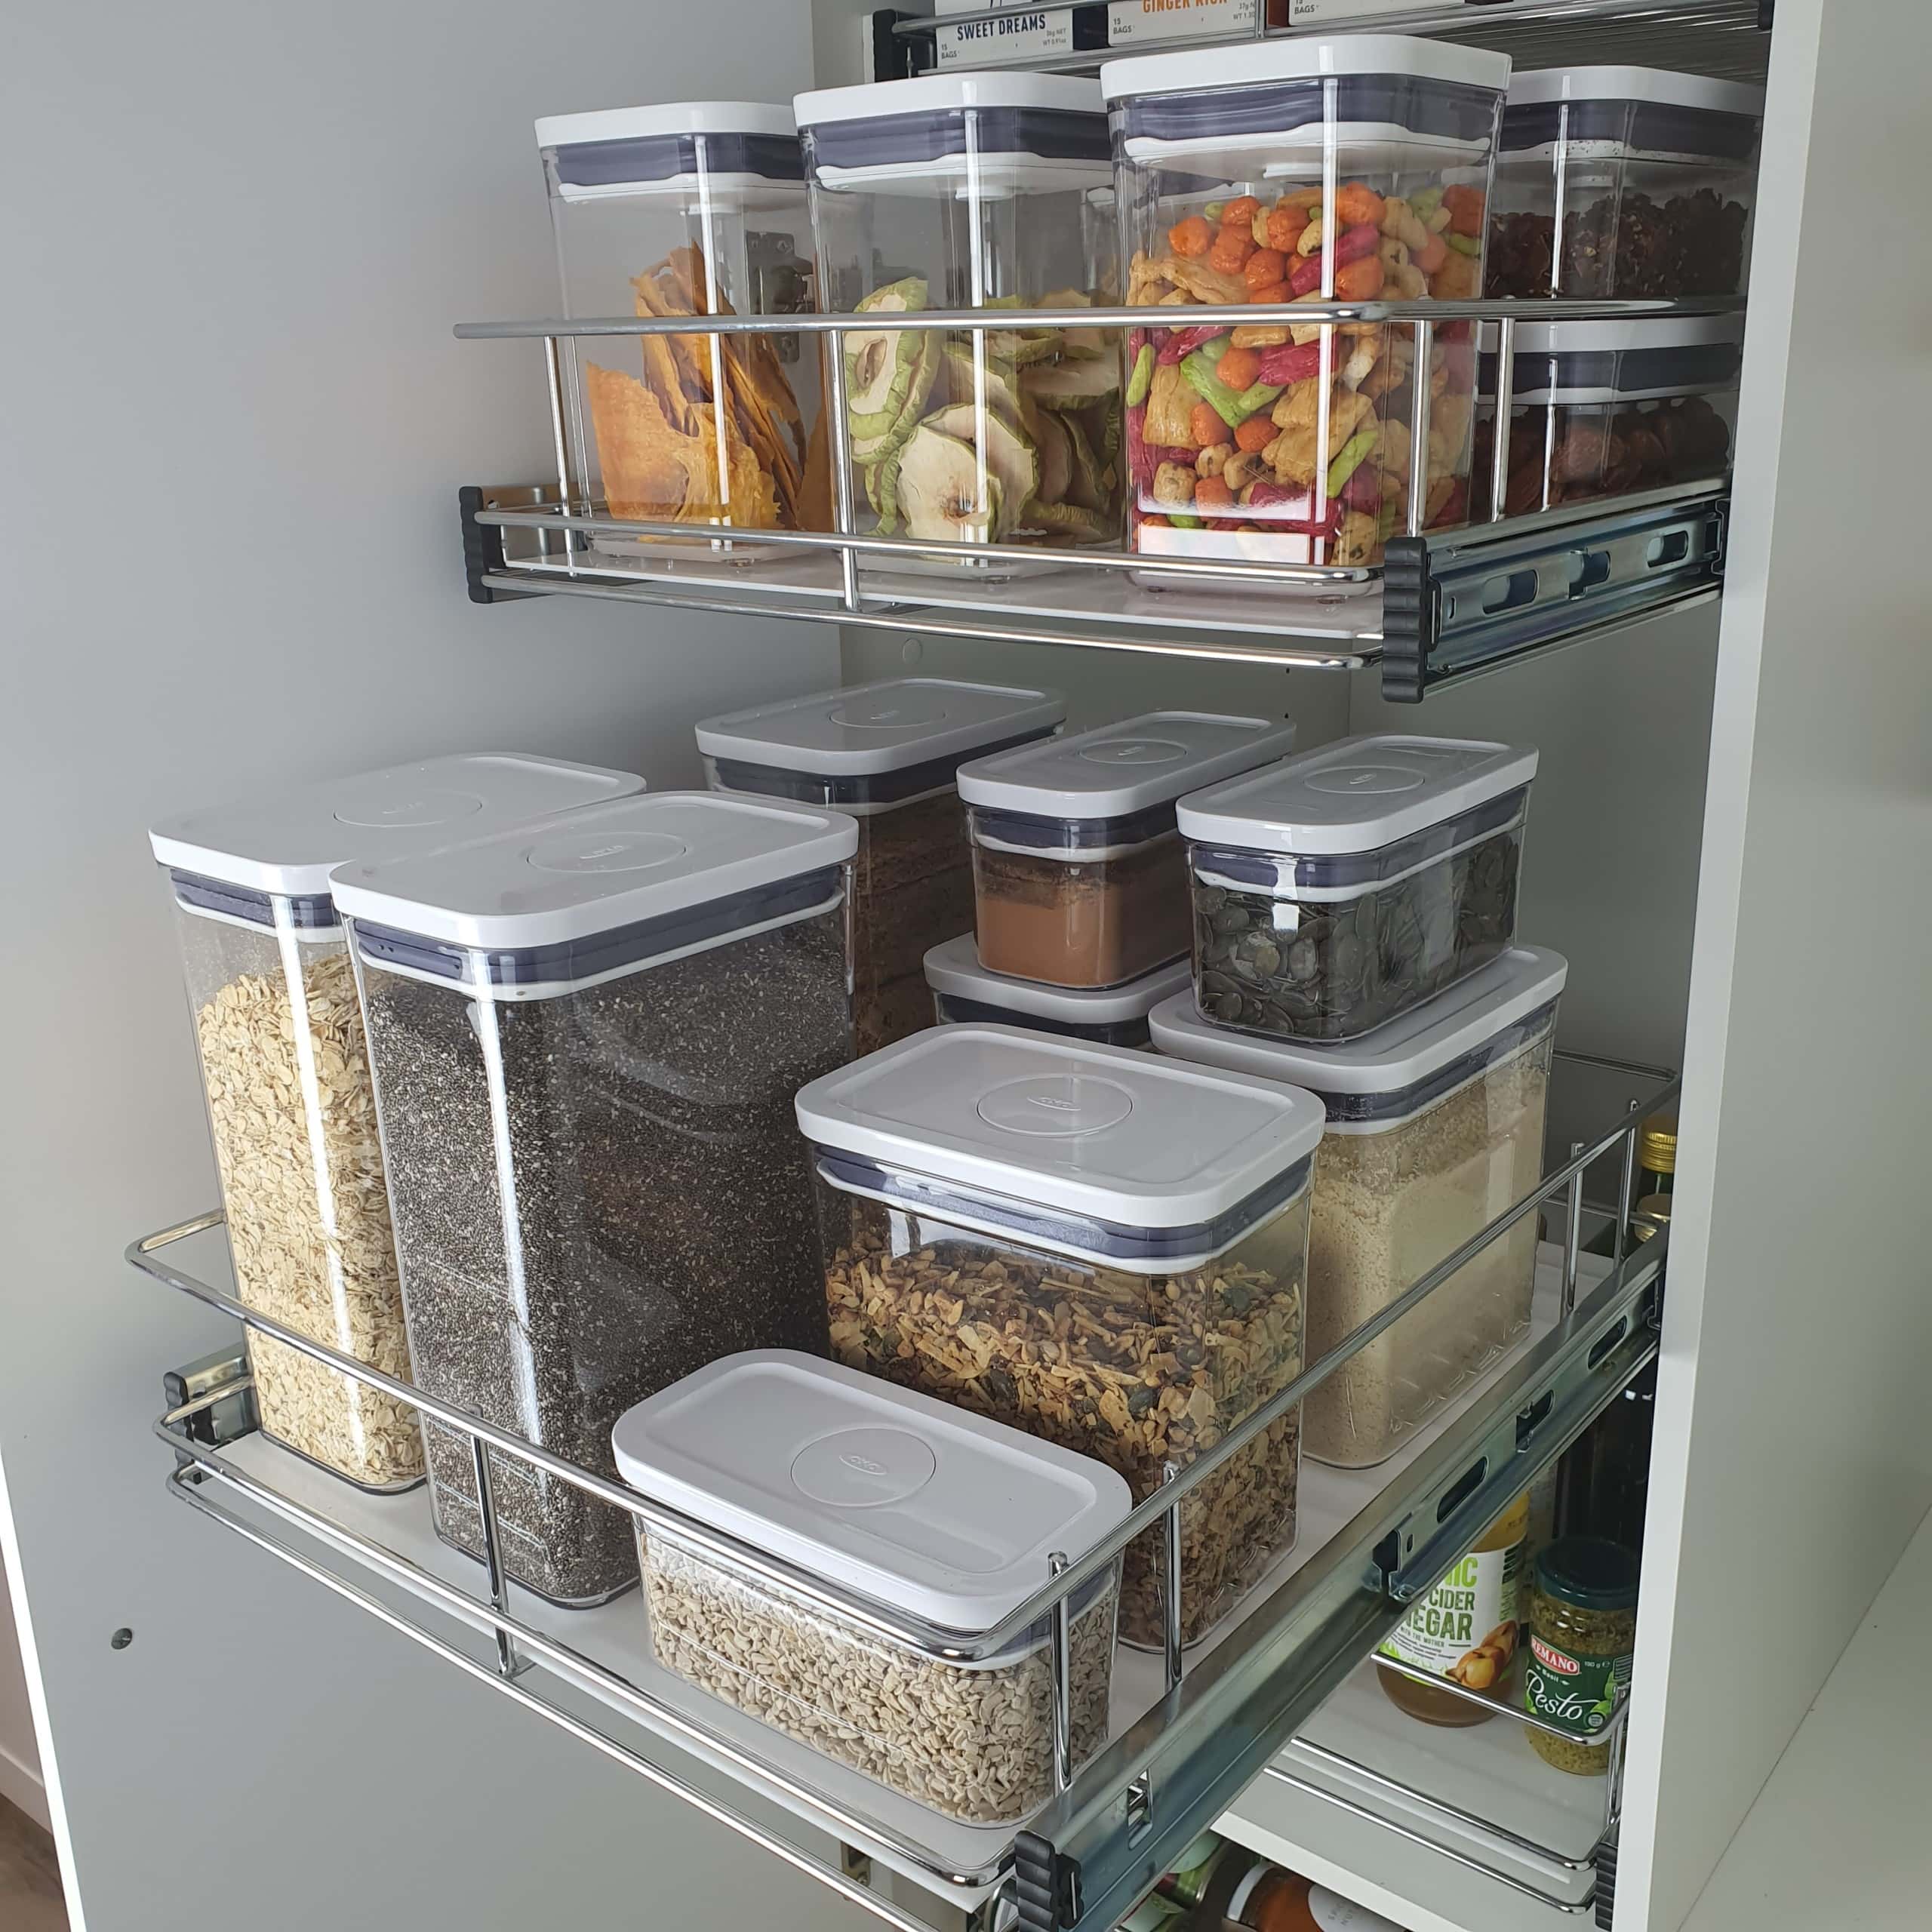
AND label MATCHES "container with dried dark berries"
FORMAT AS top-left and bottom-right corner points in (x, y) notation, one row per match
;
(1487, 68), (1763, 301)
(334, 793), (857, 1607)
(796, 1024), (1323, 1648)
(1177, 736), (1536, 1045)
